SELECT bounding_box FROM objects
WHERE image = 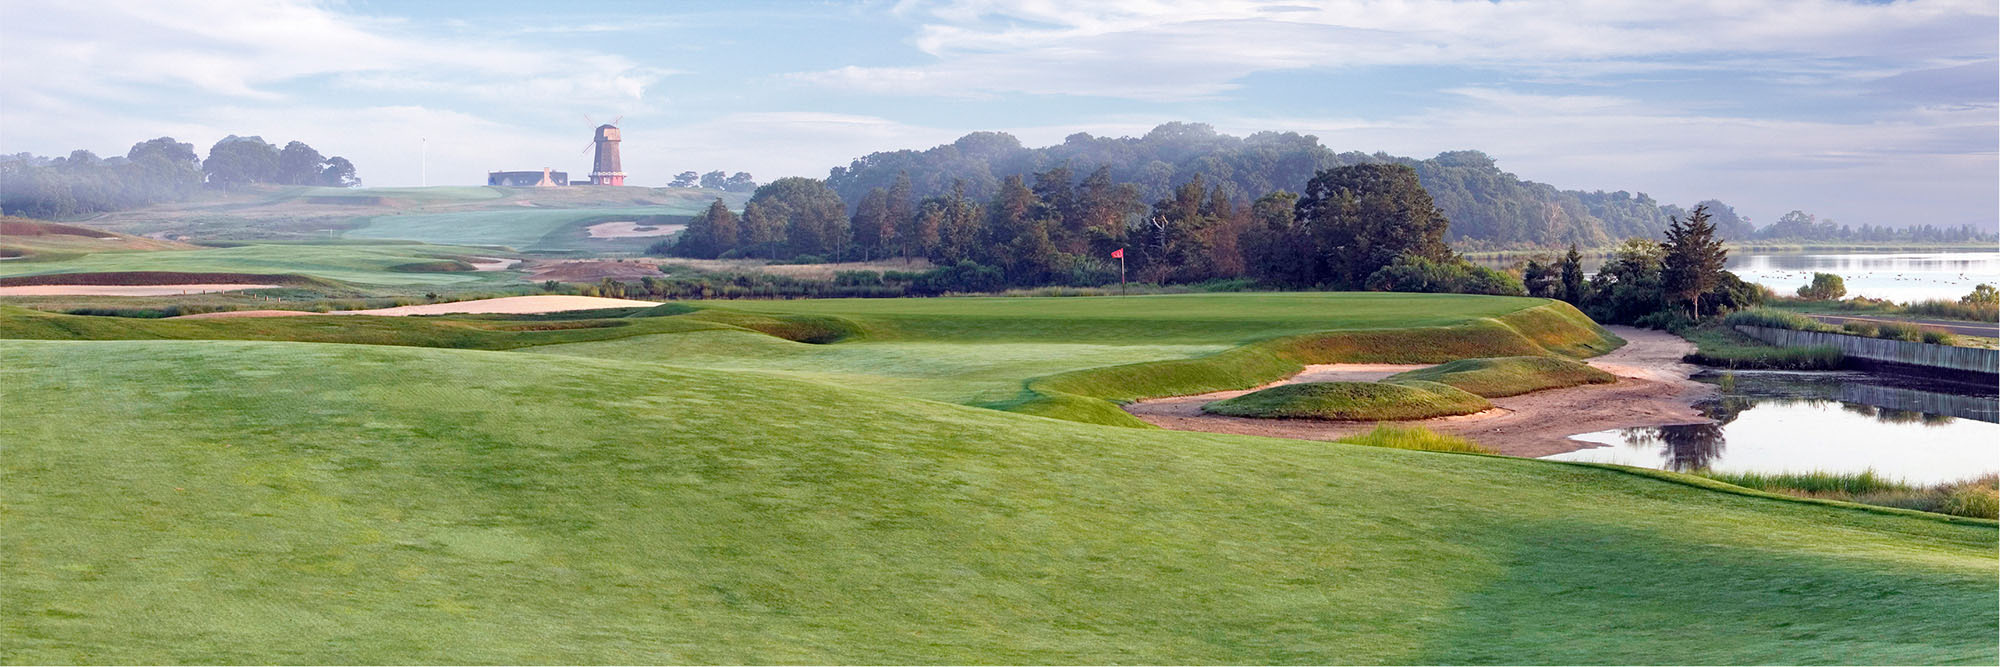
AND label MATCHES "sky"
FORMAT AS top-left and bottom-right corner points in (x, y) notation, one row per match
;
(1, 0), (1995, 229)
